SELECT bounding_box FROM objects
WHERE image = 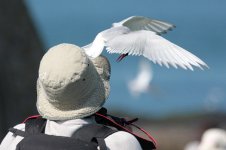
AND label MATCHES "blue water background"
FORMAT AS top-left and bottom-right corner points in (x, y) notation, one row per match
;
(25, 0), (226, 119)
